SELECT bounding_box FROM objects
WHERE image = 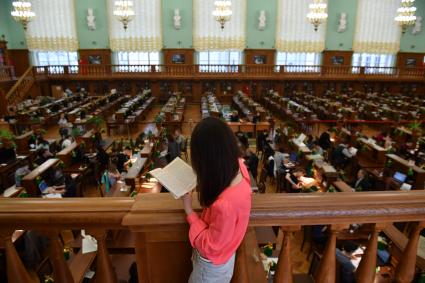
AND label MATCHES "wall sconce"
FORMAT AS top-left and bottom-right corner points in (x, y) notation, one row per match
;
(87, 8), (96, 30)
(258, 10), (266, 30)
(412, 16), (422, 35)
(173, 9), (181, 30)
(337, 12), (347, 33)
